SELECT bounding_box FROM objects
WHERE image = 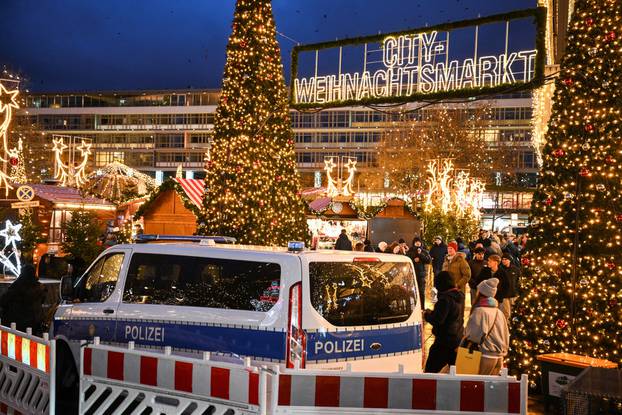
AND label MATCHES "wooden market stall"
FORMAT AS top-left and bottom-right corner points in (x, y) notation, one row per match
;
(0, 183), (116, 260)
(134, 178), (204, 235)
